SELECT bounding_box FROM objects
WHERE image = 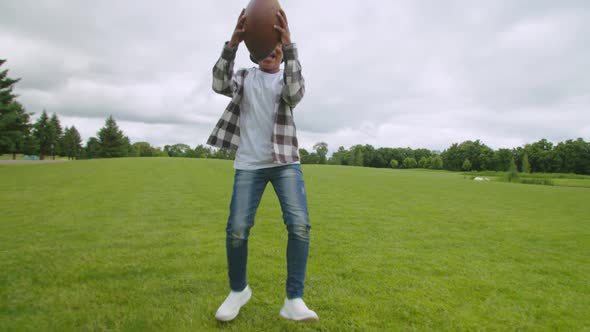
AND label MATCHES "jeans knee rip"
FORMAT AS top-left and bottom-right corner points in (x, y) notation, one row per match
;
(288, 223), (310, 241)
